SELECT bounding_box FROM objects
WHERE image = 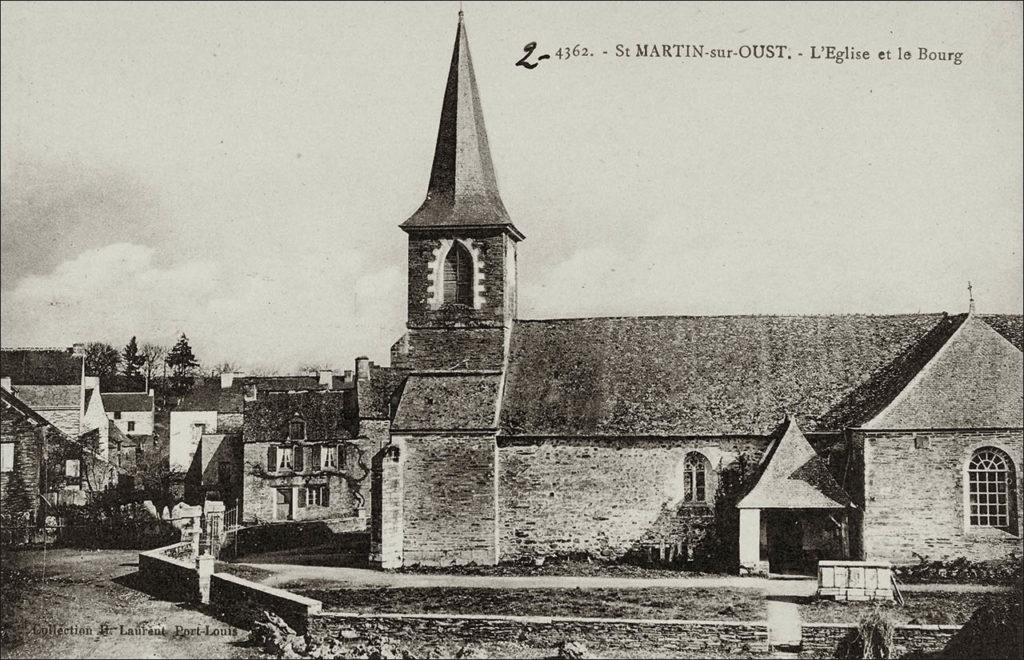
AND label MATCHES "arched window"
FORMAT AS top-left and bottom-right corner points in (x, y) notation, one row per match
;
(968, 447), (1015, 529)
(683, 452), (710, 503)
(443, 242), (473, 305)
